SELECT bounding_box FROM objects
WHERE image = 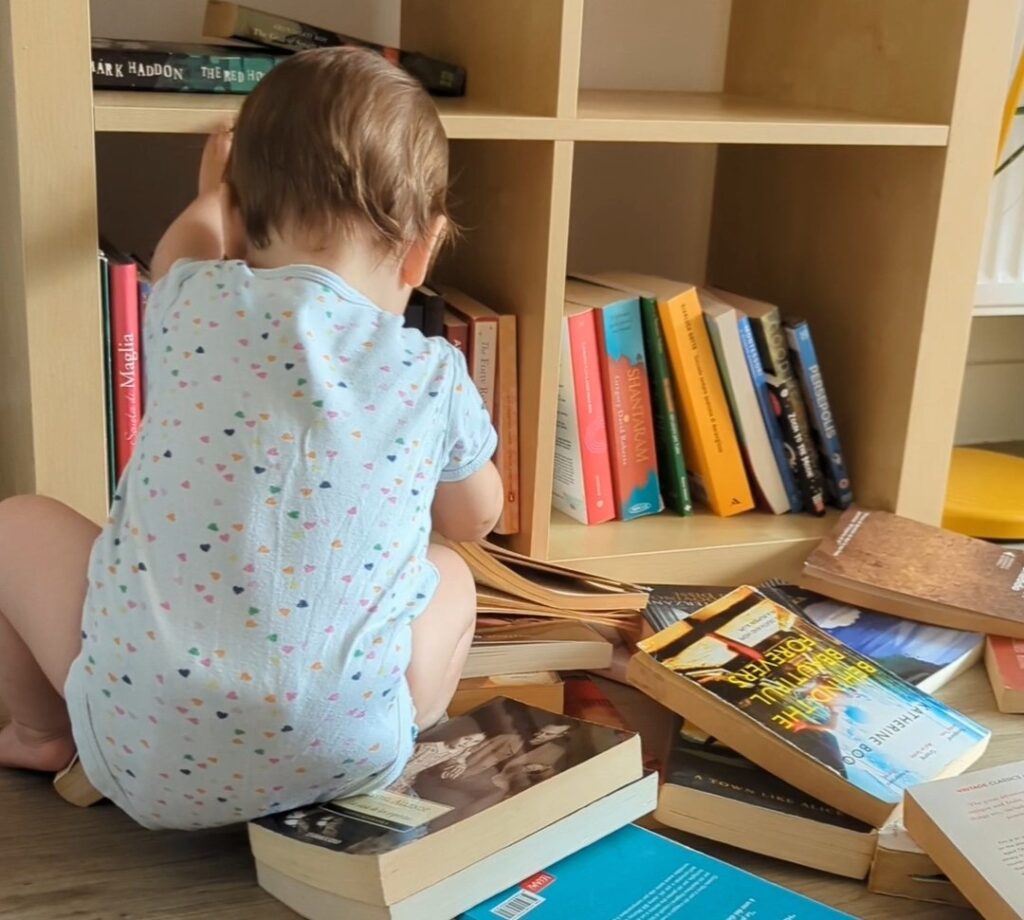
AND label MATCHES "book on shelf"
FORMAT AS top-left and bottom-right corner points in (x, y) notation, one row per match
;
(203, 1), (466, 96)
(764, 374), (826, 515)
(466, 619), (613, 679)
(402, 296), (424, 333)
(434, 286), (499, 417)
(596, 273), (753, 517)
(466, 824), (854, 920)
(985, 636), (1024, 713)
(442, 309), (469, 357)
(564, 280), (662, 522)
(800, 507), (1024, 638)
(103, 247), (142, 482)
(626, 585), (990, 827)
(644, 581), (983, 695)
(572, 272), (692, 517)
(552, 304), (616, 525)
(868, 817), (969, 908)
(91, 39), (284, 93)
(712, 288), (826, 514)
(255, 773), (657, 920)
(449, 672), (564, 718)
(785, 318), (854, 509)
(413, 285), (445, 339)
(656, 718), (876, 879)
(98, 250), (116, 499)
(905, 761), (1024, 920)
(701, 290), (793, 515)
(249, 697), (644, 908)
